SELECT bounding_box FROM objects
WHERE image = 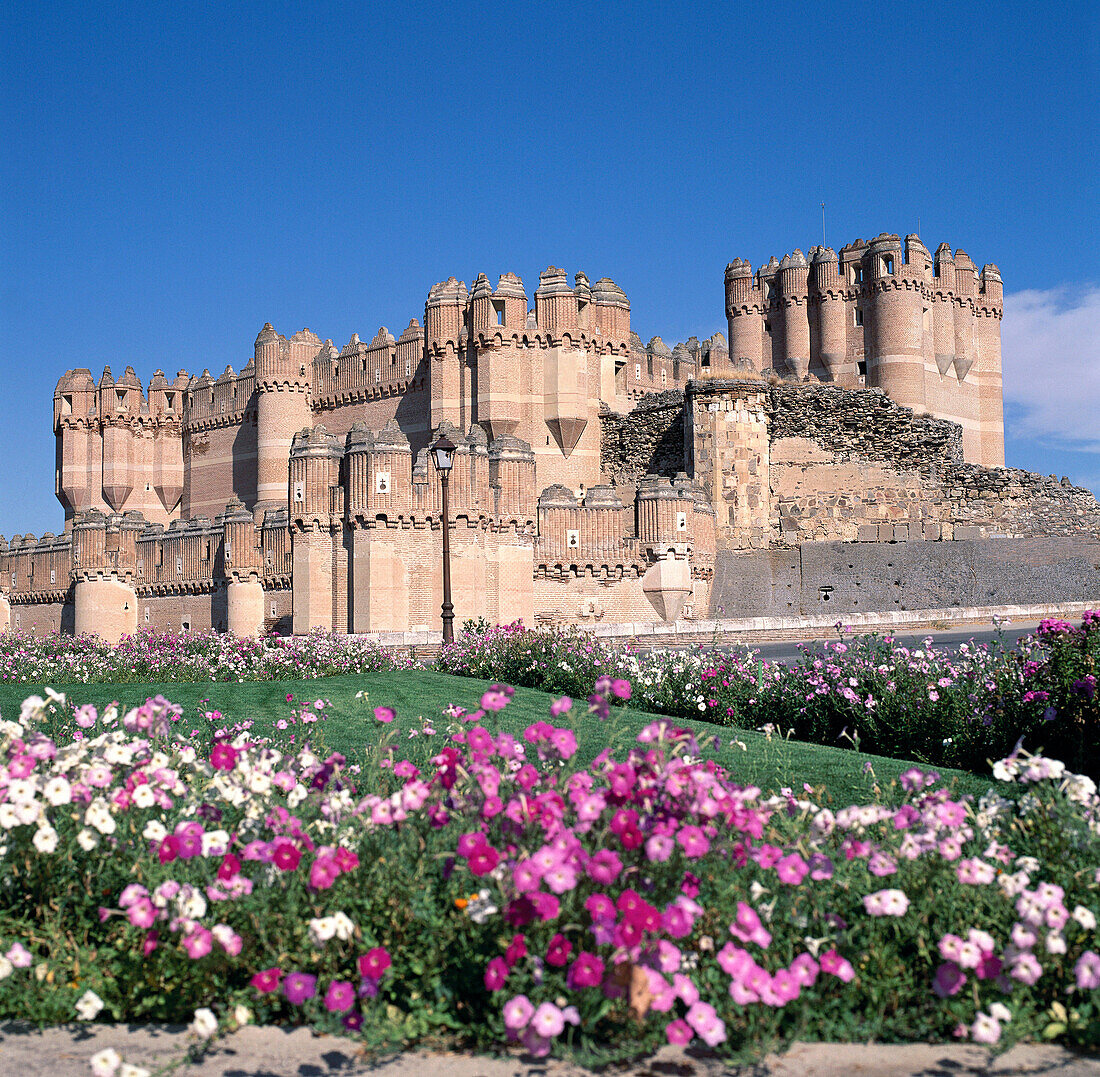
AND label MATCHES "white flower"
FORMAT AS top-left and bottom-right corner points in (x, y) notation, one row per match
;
(247, 772), (272, 795)
(75, 989), (105, 1020)
(42, 776), (72, 806)
(201, 829), (230, 857)
(32, 826), (58, 854)
(189, 1007), (218, 1039)
(142, 819), (168, 843)
(175, 889), (207, 920)
(131, 785), (156, 809)
(89, 1047), (121, 1077)
(84, 800), (116, 835)
(19, 696), (46, 723)
(287, 784), (307, 808)
(1072, 906), (1097, 931)
(119, 1065), (150, 1077)
(0, 957), (13, 980)
(77, 828), (100, 851)
(0, 804), (19, 830)
(331, 912), (356, 941)
(6, 778), (35, 804)
(233, 1004), (252, 1027)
